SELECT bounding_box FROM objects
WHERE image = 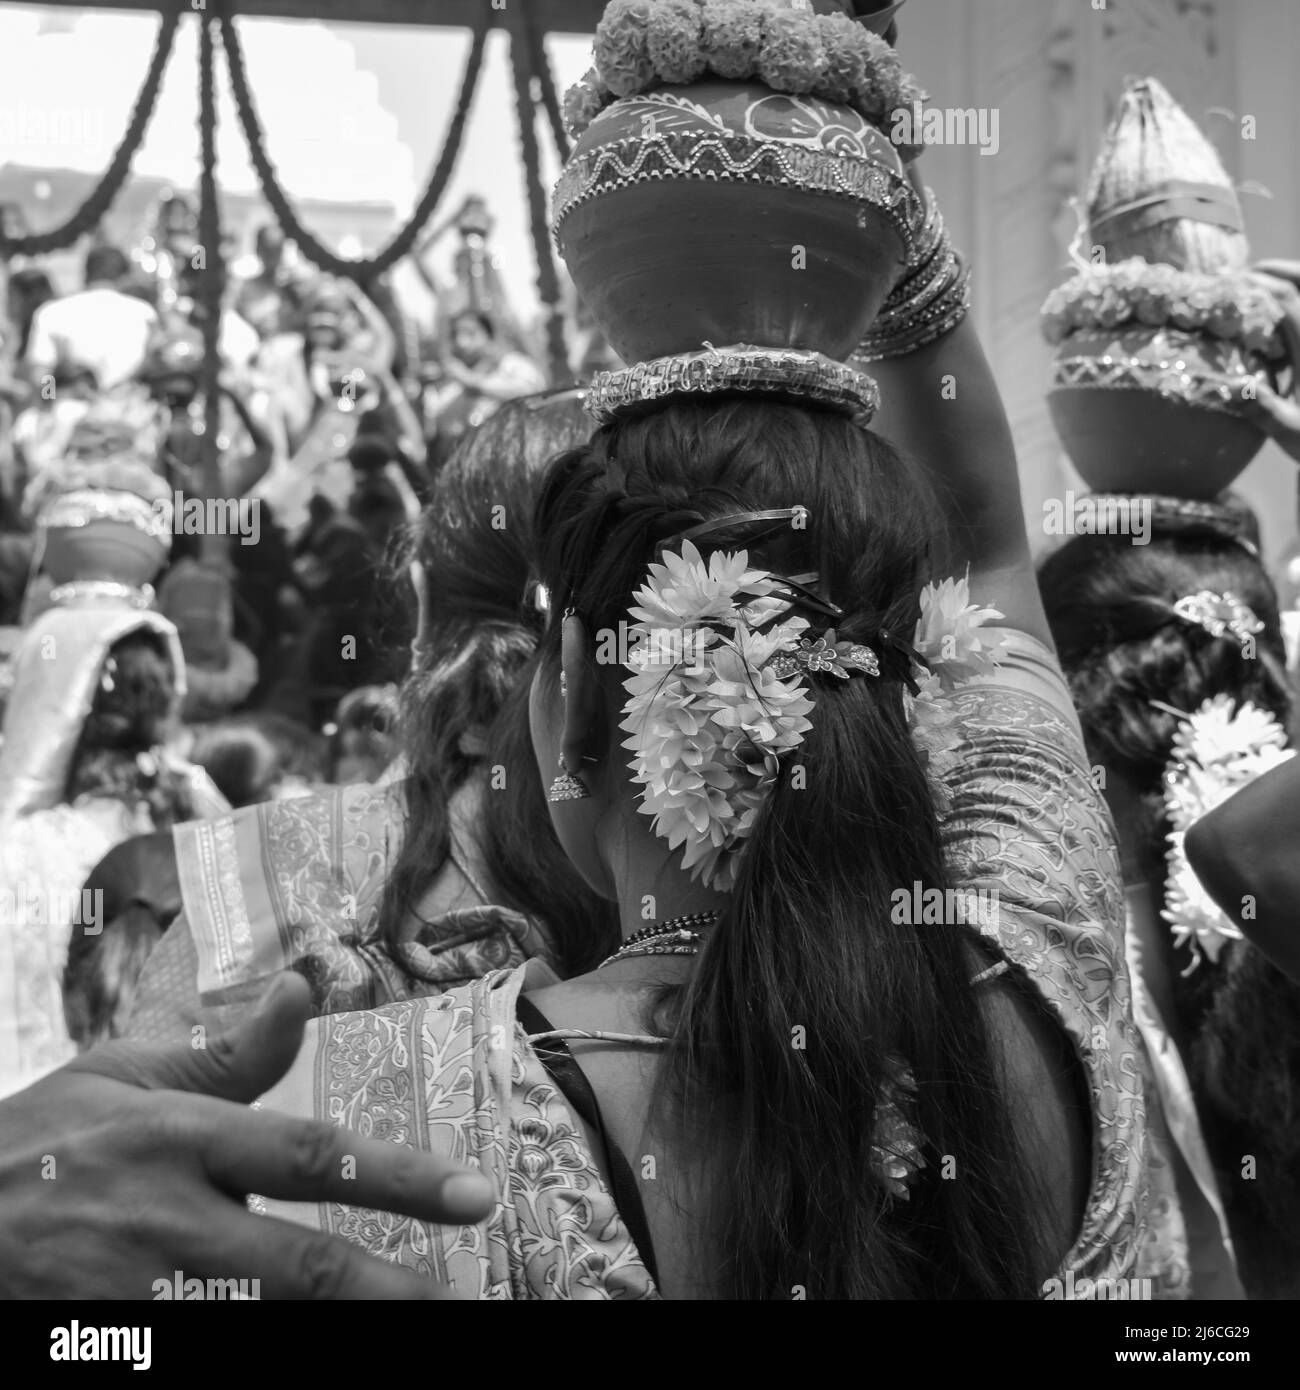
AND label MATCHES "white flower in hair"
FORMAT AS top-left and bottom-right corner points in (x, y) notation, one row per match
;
(913, 572), (1007, 690)
(620, 541), (815, 891)
(628, 541), (774, 628)
(620, 546), (1011, 887)
(1166, 693), (1288, 770)
(1161, 695), (1294, 966)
